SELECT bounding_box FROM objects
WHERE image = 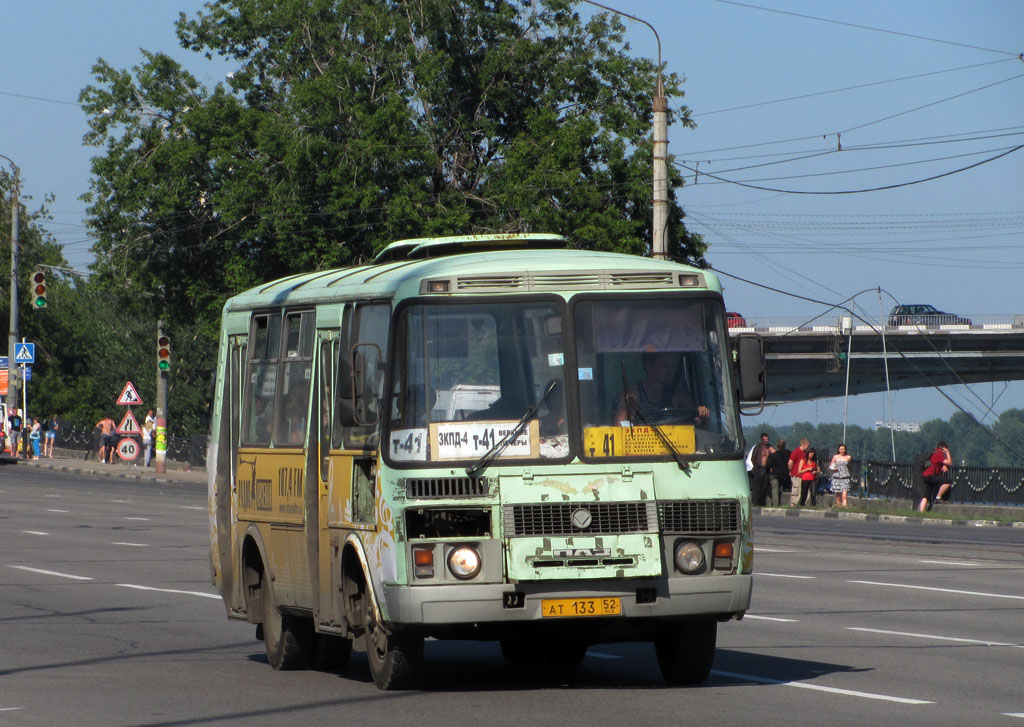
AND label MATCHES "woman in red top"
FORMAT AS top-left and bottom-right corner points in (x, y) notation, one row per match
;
(797, 448), (820, 507)
(918, 441), (952, 512)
